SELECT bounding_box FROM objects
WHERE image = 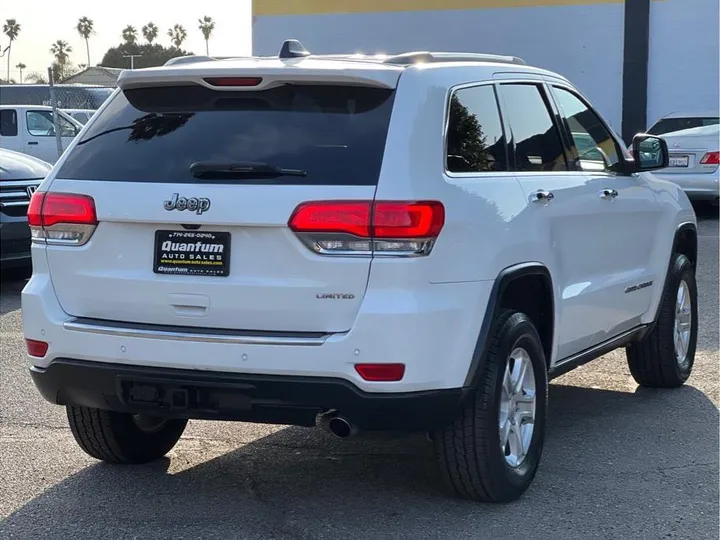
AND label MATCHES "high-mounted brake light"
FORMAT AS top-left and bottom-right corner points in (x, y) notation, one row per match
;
(288, 200), (445, 257)
(203, 77), (263, 87)
(28, 192), (98, 246)
(700, 151), (719, 165)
